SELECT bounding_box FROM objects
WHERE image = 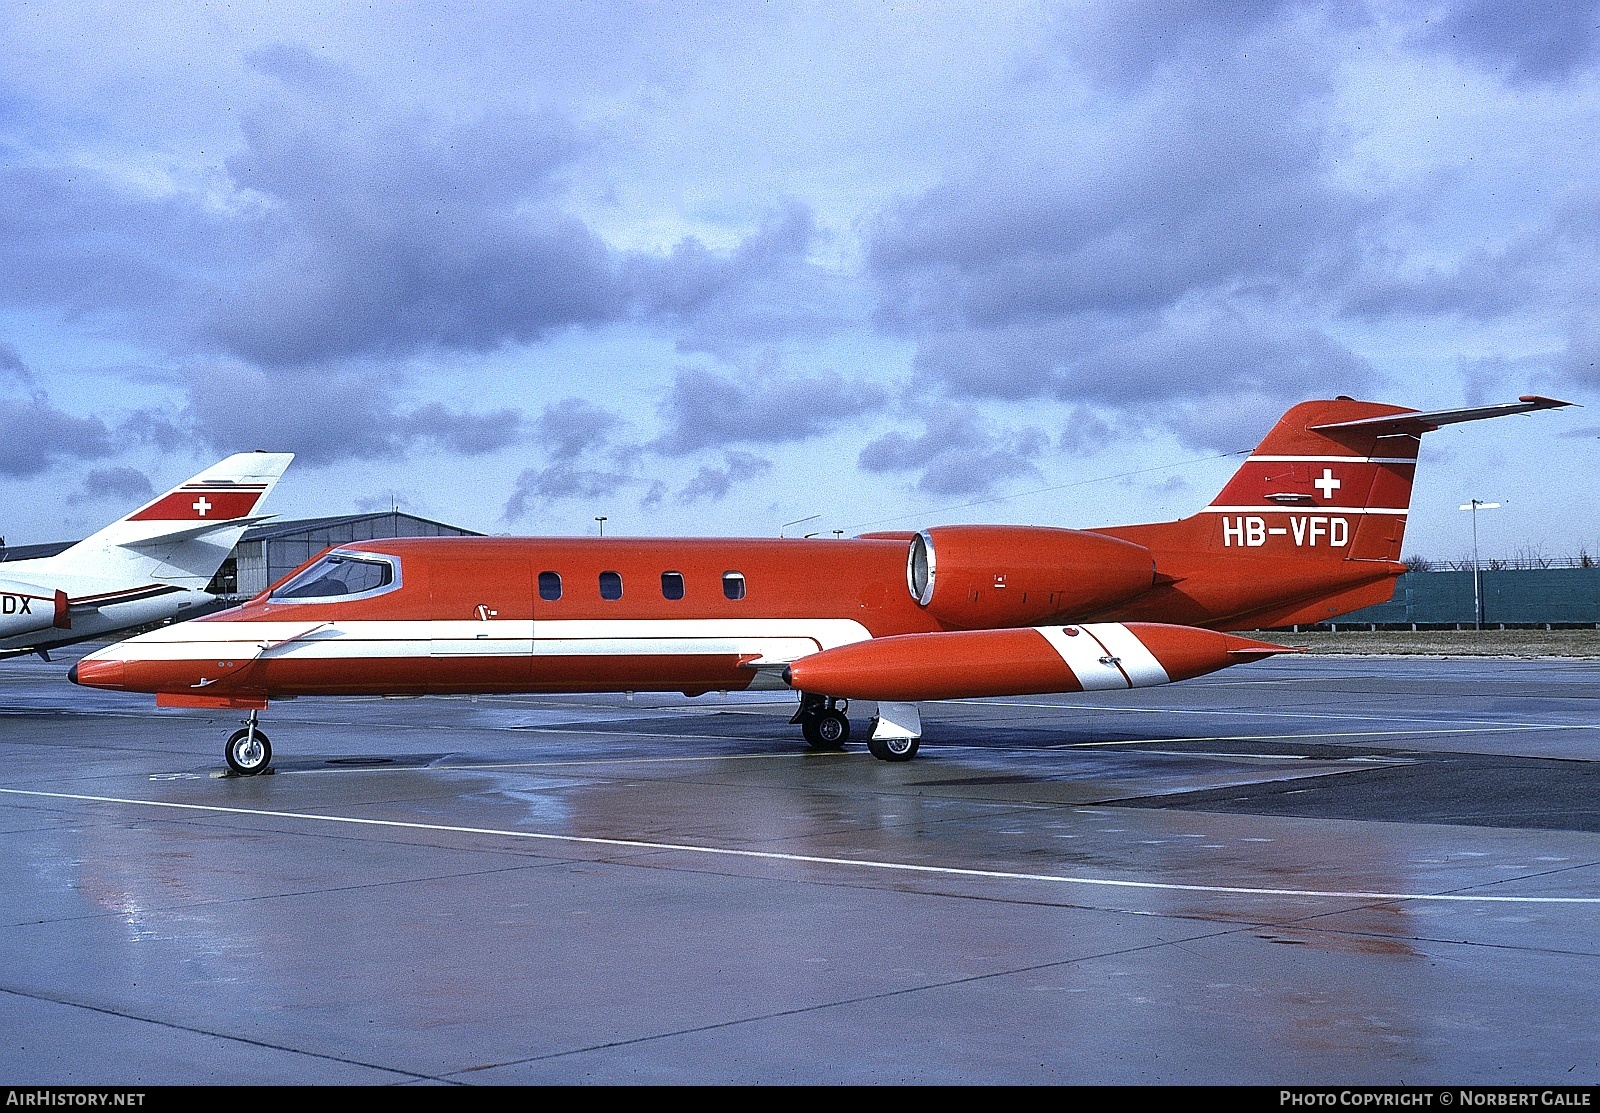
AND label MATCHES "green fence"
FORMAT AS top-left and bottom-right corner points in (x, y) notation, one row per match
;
(1285, 568), (1600, 629)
